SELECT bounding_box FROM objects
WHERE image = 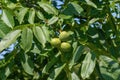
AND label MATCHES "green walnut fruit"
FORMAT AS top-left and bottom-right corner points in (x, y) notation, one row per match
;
(59, 31), (70, 41)
(50, 38), (61, 47)
(60, 42), (71, 52)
